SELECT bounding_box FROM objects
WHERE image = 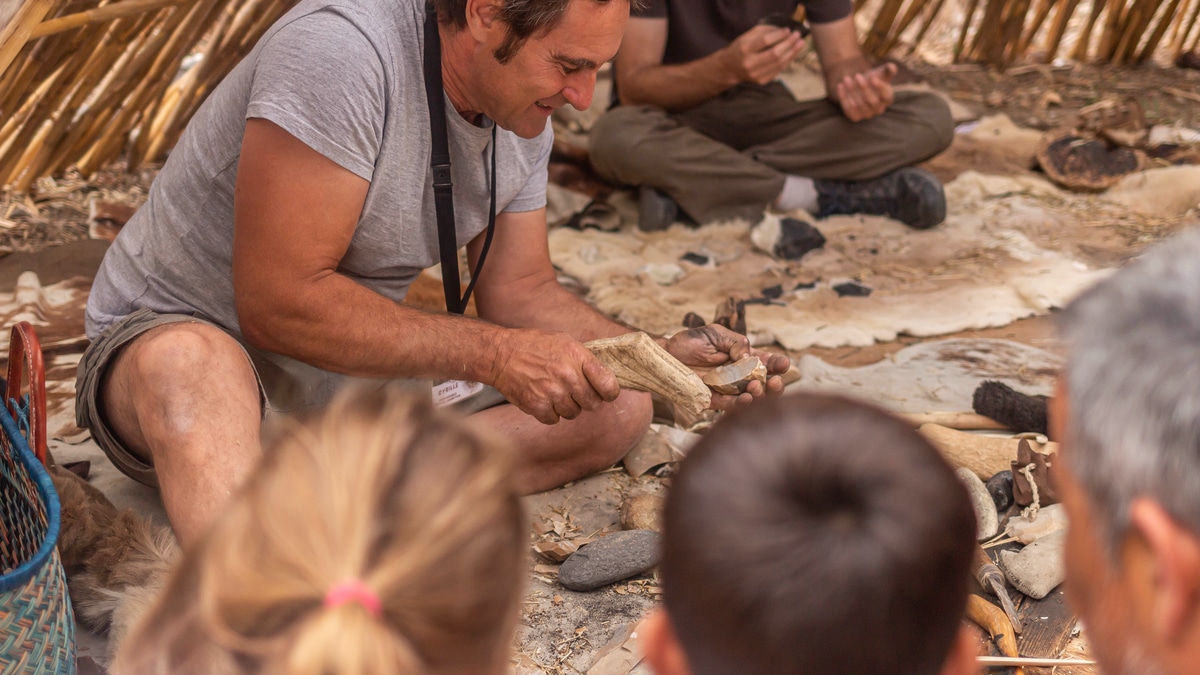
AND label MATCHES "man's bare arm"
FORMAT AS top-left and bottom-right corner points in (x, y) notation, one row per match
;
(232, 118), (616, 423)
(616, 17), (805, 111)
(467, 207), (629, 341)
(468, 209), (790, 410)
(810, 16), (896, 122)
